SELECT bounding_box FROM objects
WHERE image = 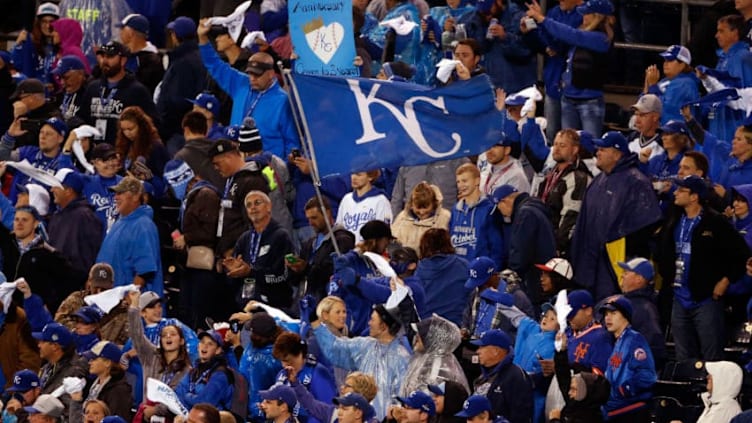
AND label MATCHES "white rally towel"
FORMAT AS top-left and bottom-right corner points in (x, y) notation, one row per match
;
(0, 280), (19, 313)
(50, 377), (87, 398)
(5, 160), (62, 188)
(252, 302), (299, 324)
(71, 125), (101, 174)
(206, 1), (253, 42)
(436, 59), (460, 84)
(147, 378), (190, 417)
(512, 85), (543, 117)
(379, 16), (418, 36)
(84, 284), (140, 313)
(553, 289), (572, 352)
(362, 252), (396, 278)
(240, 31), (267, 49)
